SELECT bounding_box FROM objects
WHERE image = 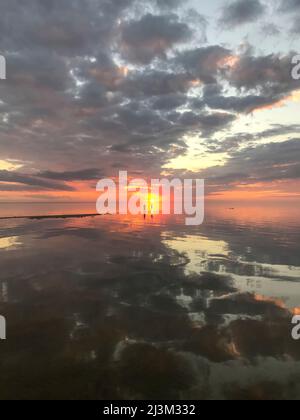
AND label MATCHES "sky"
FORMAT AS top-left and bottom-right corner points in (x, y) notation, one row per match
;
(0, 0), (300, 202)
